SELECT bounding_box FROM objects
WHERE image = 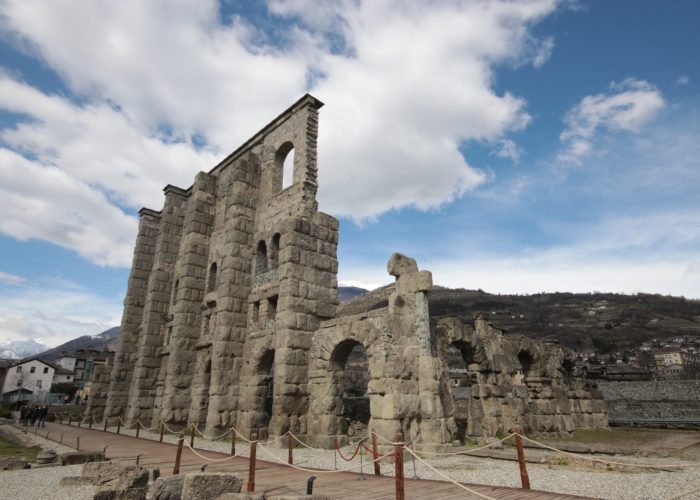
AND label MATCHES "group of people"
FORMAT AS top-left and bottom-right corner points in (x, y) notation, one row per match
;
(19, 404), (49, 428)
